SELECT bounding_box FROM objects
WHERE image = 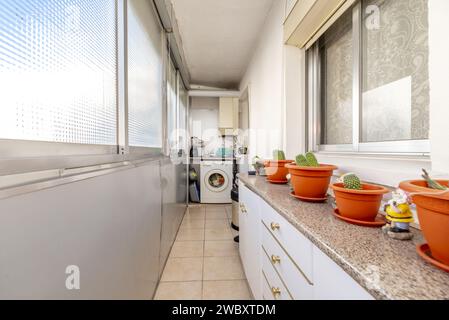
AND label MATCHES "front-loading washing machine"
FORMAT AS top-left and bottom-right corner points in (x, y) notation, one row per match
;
(200, 161), (233, 204)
